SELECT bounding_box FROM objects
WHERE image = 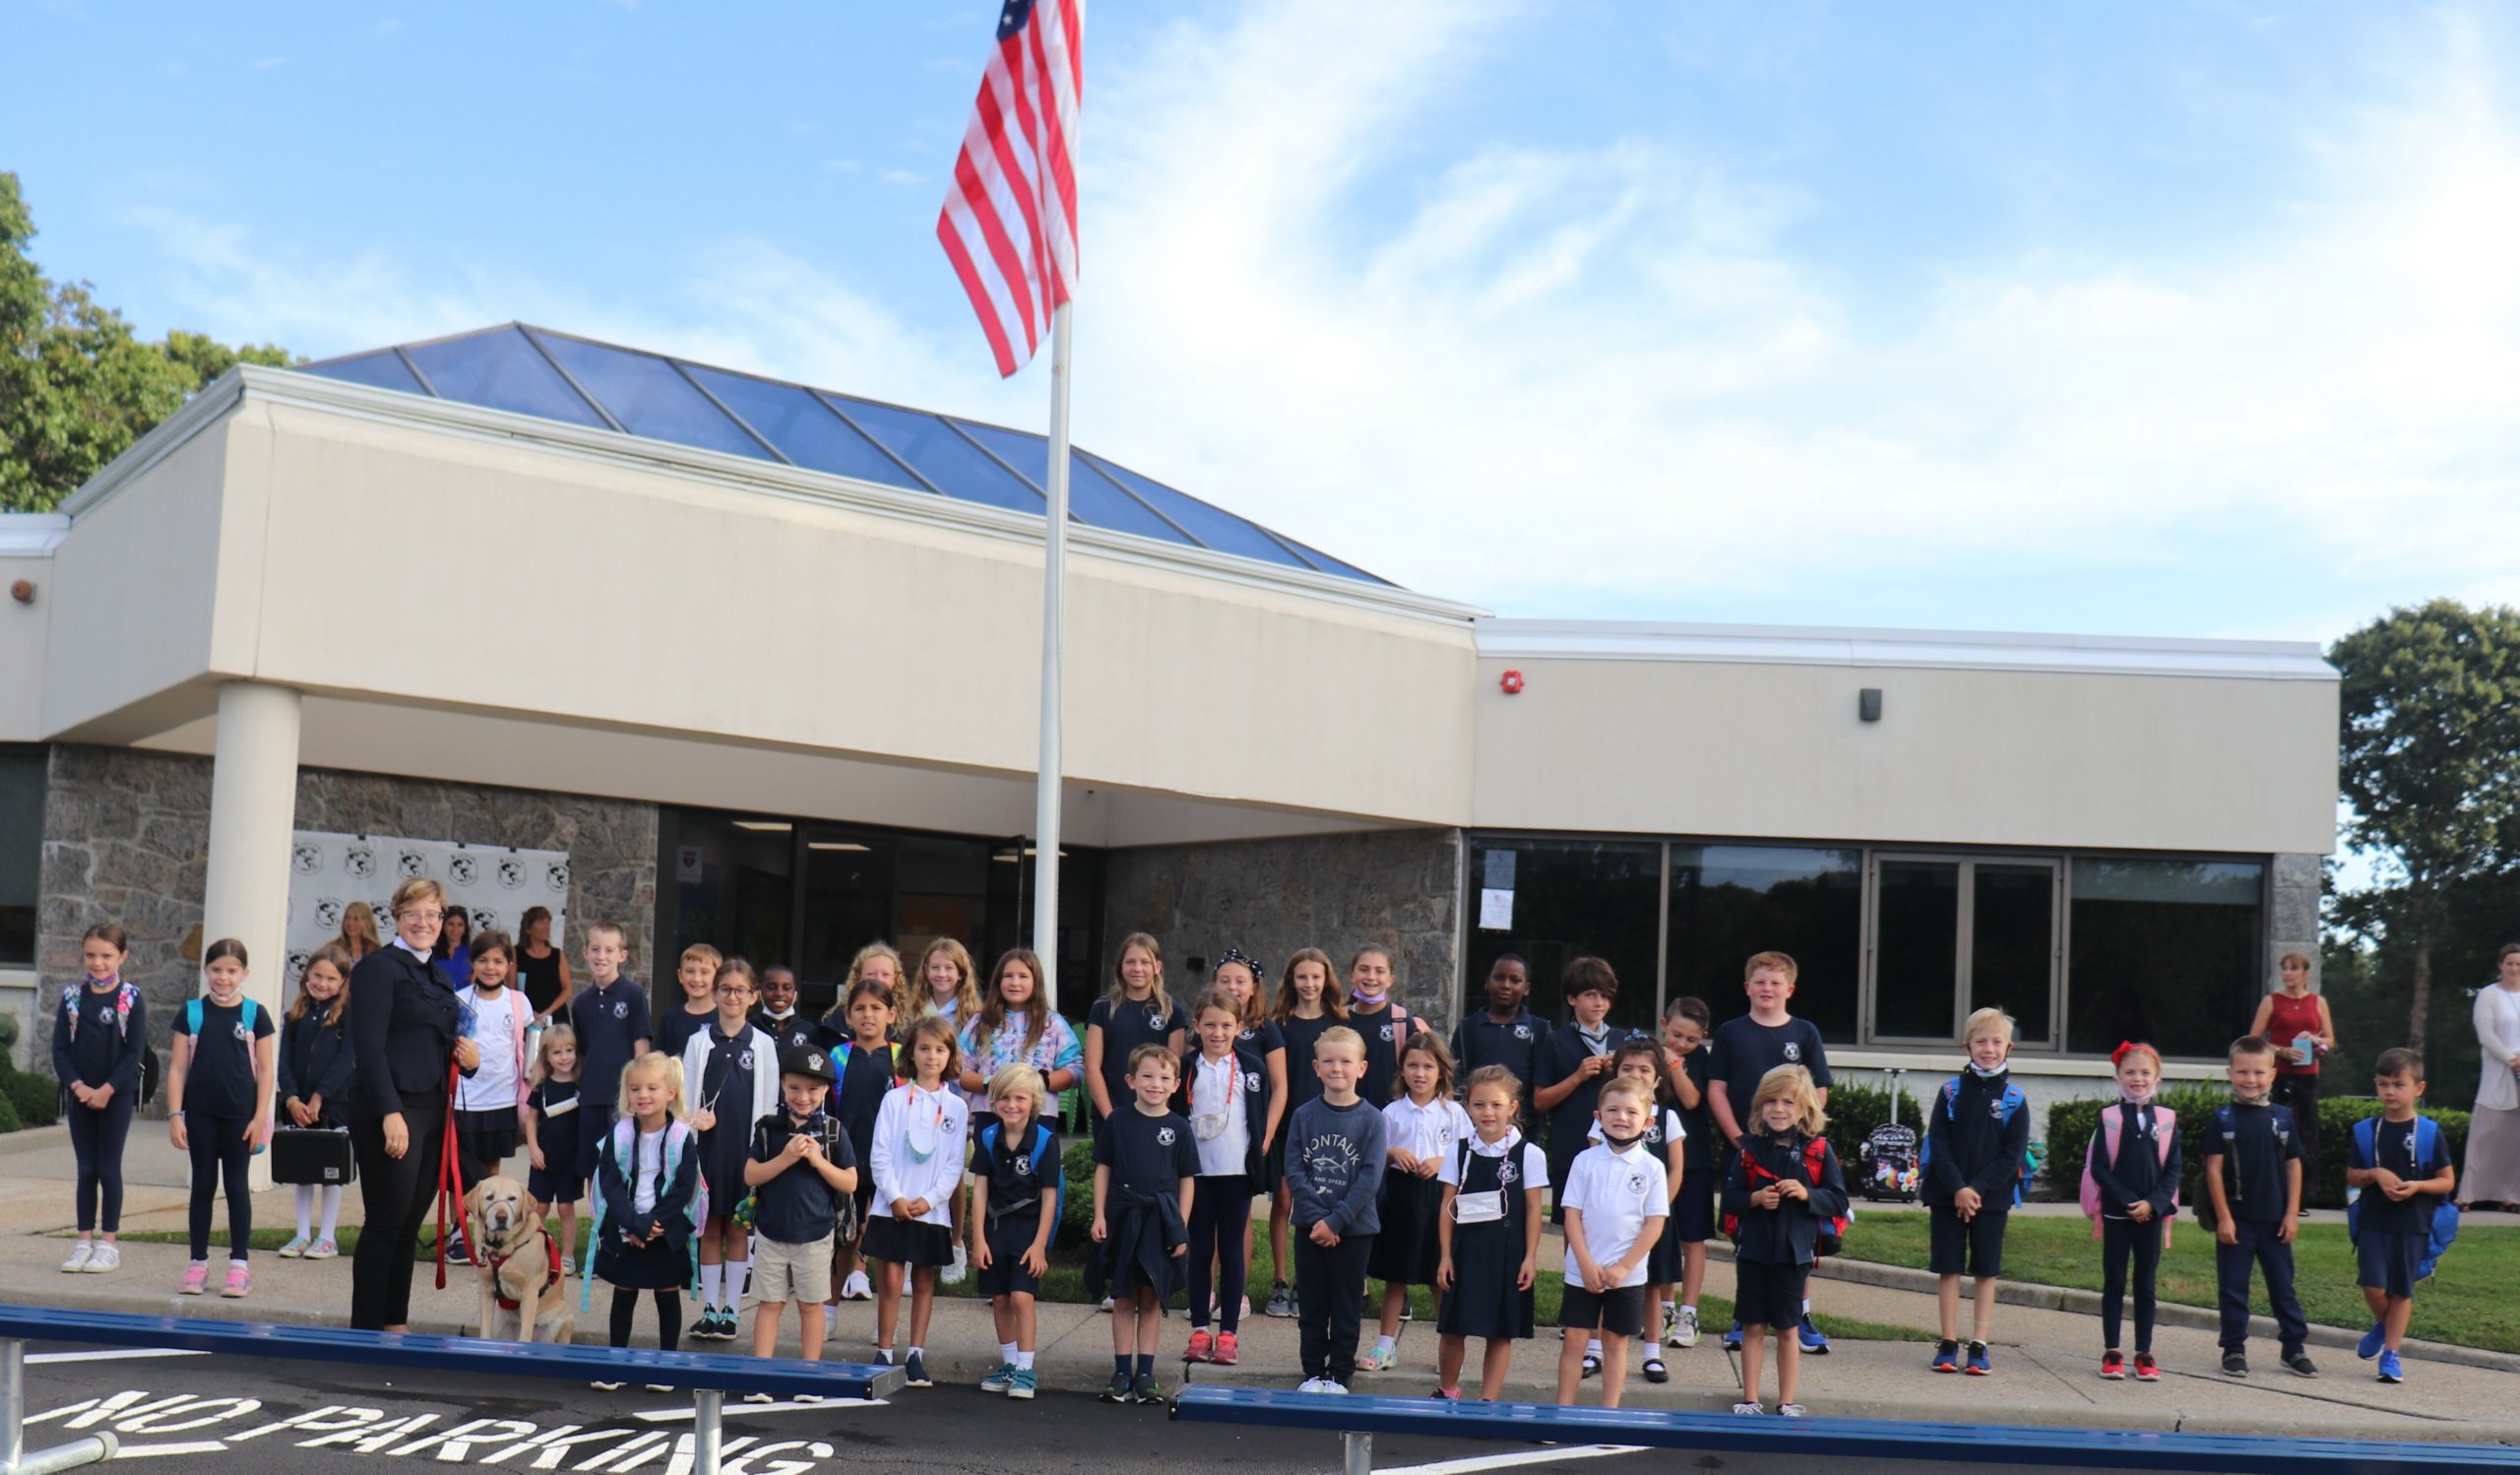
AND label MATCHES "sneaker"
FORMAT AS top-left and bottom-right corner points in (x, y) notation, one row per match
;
(1213, 1331), (1239, 1366)
(942, 1245), (969, 1287)
(443, 1235), (472, 1267)
(277, 1235), (310, 1259)
(2222, 1351), (2247, 1379)
(979, 1362), (1016, 1393)
(1722, 1322), (1743, 1352)
(1431, 1385), (1460, 1400)
(1673, 1306), (1699, 1349)
(1641, 1356), (1669, 1384)
(1733, 1401), (1766, 1416)
(1778, 1403), (1806, 1418)
(903, 1352), (932, 1388)
(1356, 1344), (1399, 1373)
(643, 1384), (672, 1394)
(1966, 1341), (1991, 1376)
(691, 1314), (719, 1342)
(1009, 1368), (1038, 1399)
(1797, 1315), (1831, 1355)
(841, 1269), (873, 1301)
(180, 1261), (210, 1296)
(61, 1242), (94, 1273)
(744, 1391), (775, 1404)
(1931, 1340), (1961, 1374)
(1102, 1374), (1137, 1402)
(83, 1243), (120, 1274)
(221, 1264), (251, 1298)
(2100, 1351), (2125, 1380)
(1295, 1378), (1329, 1394)
(591, 1379), (625, 1391)
(1099, 1296), (1114, 1314)
(1185, 1330), (1215, 1364)
(1318, 1379), (1350, 1395)
(2133, 1352), (2160, 1382)
(1661, 1304), (1680, 1345)
(2357, 1321), (2387, 1361)
(2377, 1349), (2405, 1384)
(1132, 1373), (1163, 1405)
(1238, 1295), (1251, 1320)
(2282, 1348), (2318, 1378)
(1266, 1282), (1296, 1318)
(1580, 1352), (1602, 1379)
